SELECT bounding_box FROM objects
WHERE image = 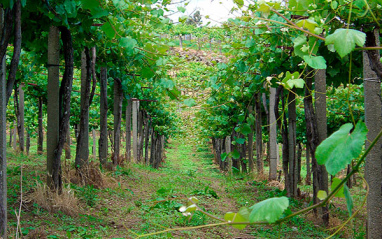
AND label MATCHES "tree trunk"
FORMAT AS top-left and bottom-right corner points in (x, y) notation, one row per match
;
(132, 100), (139, 163)
(262, 92), (270, 163)
(18, 83), (24, 152)
(92, 129), (96, 159)
(26, 130), (30, 155)
(255, 92), (263, 174)
(288, 91), (298, 198)
(9, 127), (12, 147)
(12, 120), (16, 150)
(138, 110), (144, 162)
(297, 143), (302, 183)
(125, 98), (132, 162)
(179, 35), (183, 49)
(0, 24), (7, 237)
(46, 26), (61, 191)
(5, 0), (21, 106)
(38, 96), (43, 154)
(269, 87), (278, 180)
(248, 105), (254, 173)
(225, 136), (232, 176)
(99, 67), (108, 165)
(65, 126), (71, 159)
(315, 69), (329, 225)
(75, 47), (92, 169)
(13, 86), (22, 152)
(144, 117), (151, 165)
(304, 75), (320, 215)
(50, 26), (74, 192)
(364, 29), (382, 238)
(150, 129), (156, 167)
(305, 146), (311, 185)
(113, 78), (123, 166)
